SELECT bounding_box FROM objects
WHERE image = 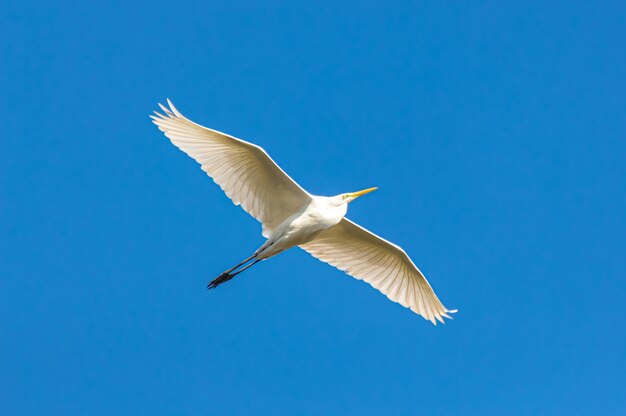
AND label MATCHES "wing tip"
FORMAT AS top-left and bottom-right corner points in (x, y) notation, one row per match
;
(425, 307), (458, 326)
(166, 98), (184, 117)
(151, 99), (183, 121)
